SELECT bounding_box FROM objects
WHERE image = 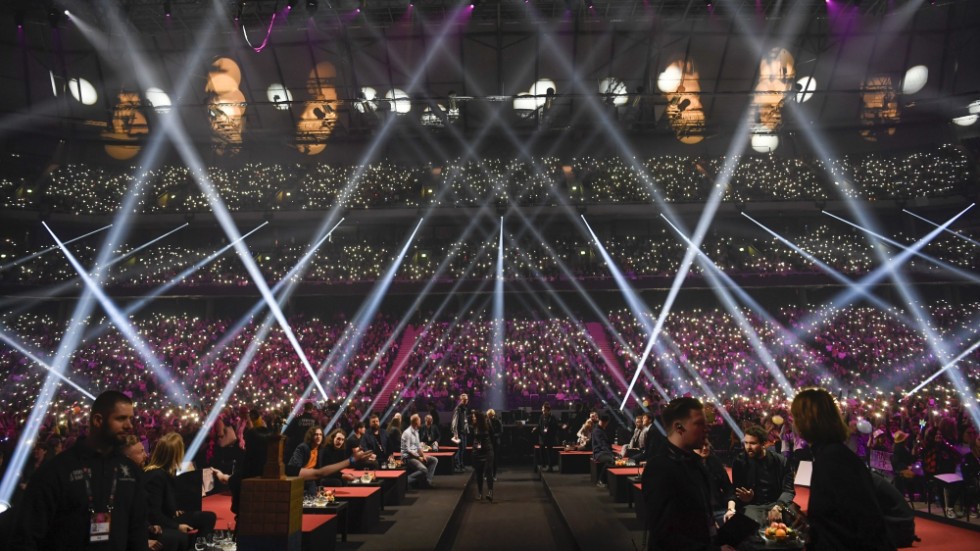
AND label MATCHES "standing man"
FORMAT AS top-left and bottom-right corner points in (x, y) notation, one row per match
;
(13, 390), (148, 551)
(731, 425), (796, 525)
(535, 403), (559, 472)
(401, 414), (438, 489)
(591, 413), (616, 487)
(642, 397), (736, 551)
(284, 402), (318, 460)
(451, 394), (470, 473)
